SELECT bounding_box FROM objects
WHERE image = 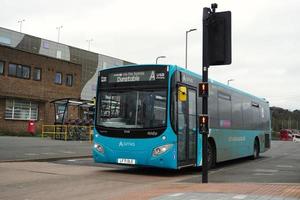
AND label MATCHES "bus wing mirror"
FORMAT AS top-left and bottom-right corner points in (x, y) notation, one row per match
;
(178, 86), (187, 102)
